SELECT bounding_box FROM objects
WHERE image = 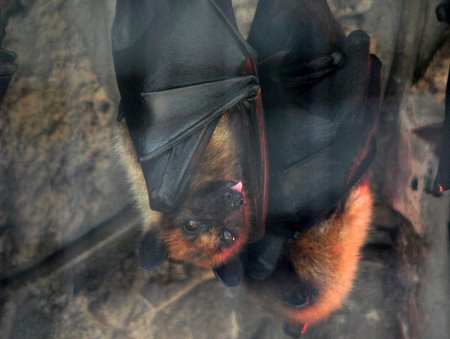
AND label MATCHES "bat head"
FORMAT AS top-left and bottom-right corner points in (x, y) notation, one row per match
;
(244, 183), (372, 328)
(136, 108), (267, 272)
(139, 180), (251, 270)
